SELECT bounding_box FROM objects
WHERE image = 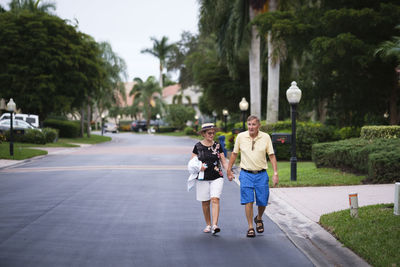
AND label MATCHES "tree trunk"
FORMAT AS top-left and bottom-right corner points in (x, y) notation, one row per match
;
(266, 0), (280, 124)
(80, 107), (84, 138)
(389, 70), (399, 125)
(87, 101), (91, 138)
(249, 6), (262, 119)
(159, 64), (163, 88)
